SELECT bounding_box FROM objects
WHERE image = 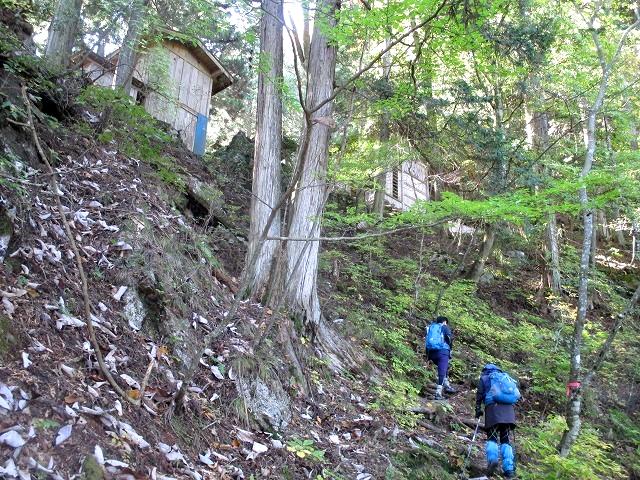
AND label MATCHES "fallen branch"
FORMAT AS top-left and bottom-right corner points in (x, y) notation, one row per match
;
(21, 85), (140, 406)
(212, 267), (238, 294)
